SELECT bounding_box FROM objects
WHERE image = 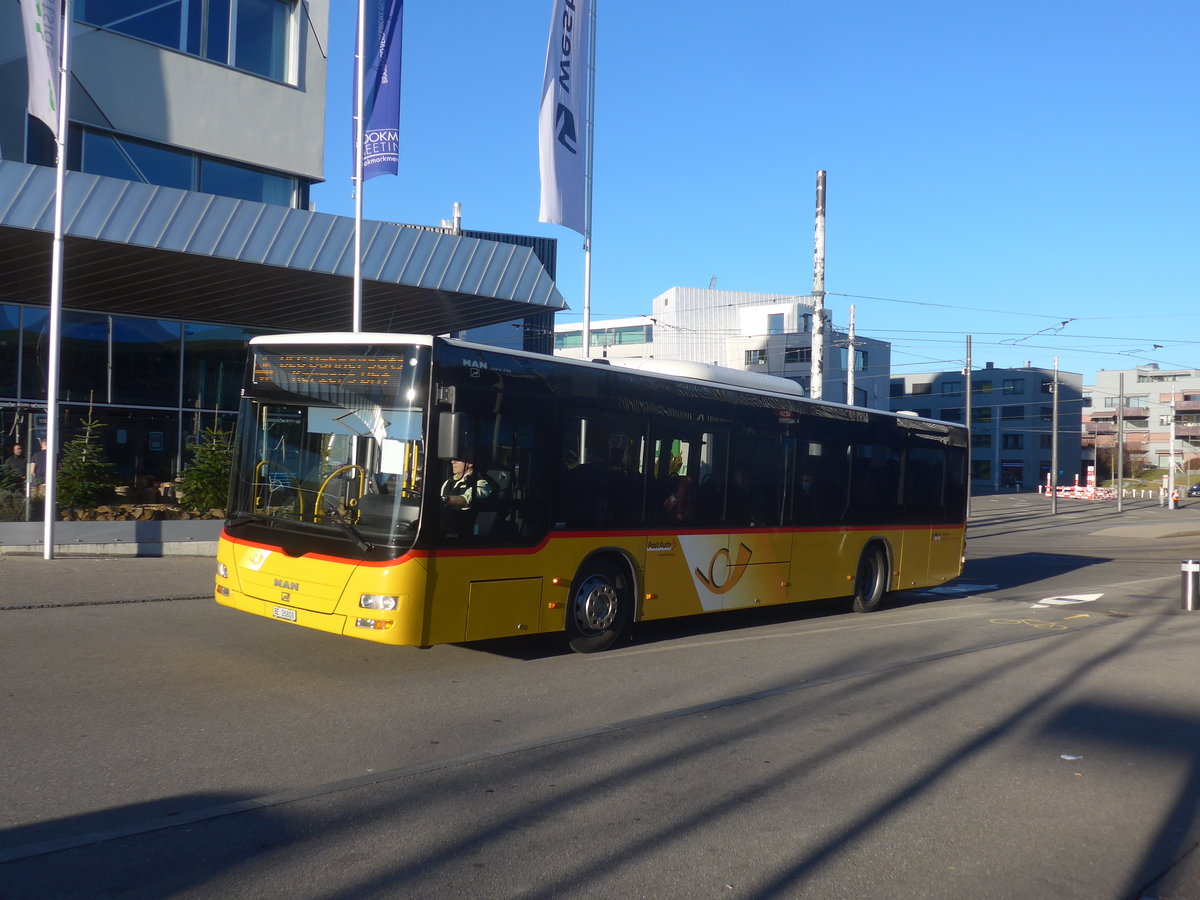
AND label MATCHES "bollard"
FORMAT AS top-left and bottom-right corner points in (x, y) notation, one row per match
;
(1183, 561), (1200, 611)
